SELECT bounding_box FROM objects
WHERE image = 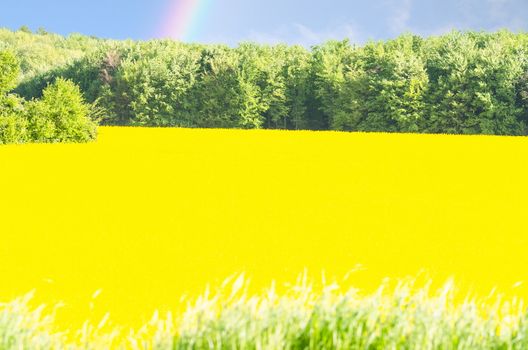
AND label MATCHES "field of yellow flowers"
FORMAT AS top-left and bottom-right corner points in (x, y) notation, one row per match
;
(1, 127), (528, 336)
